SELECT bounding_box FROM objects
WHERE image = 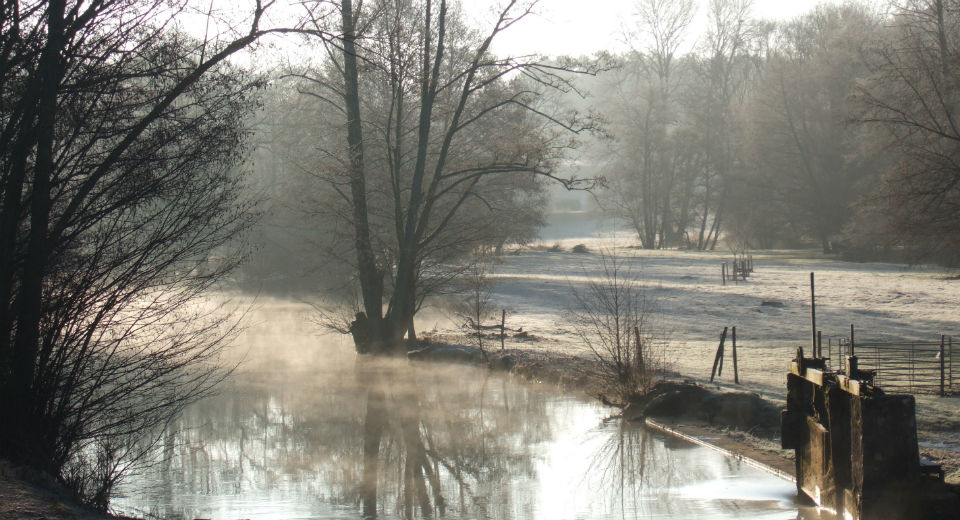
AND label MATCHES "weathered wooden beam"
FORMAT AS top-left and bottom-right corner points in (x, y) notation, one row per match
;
(790, 362), (825, 387)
